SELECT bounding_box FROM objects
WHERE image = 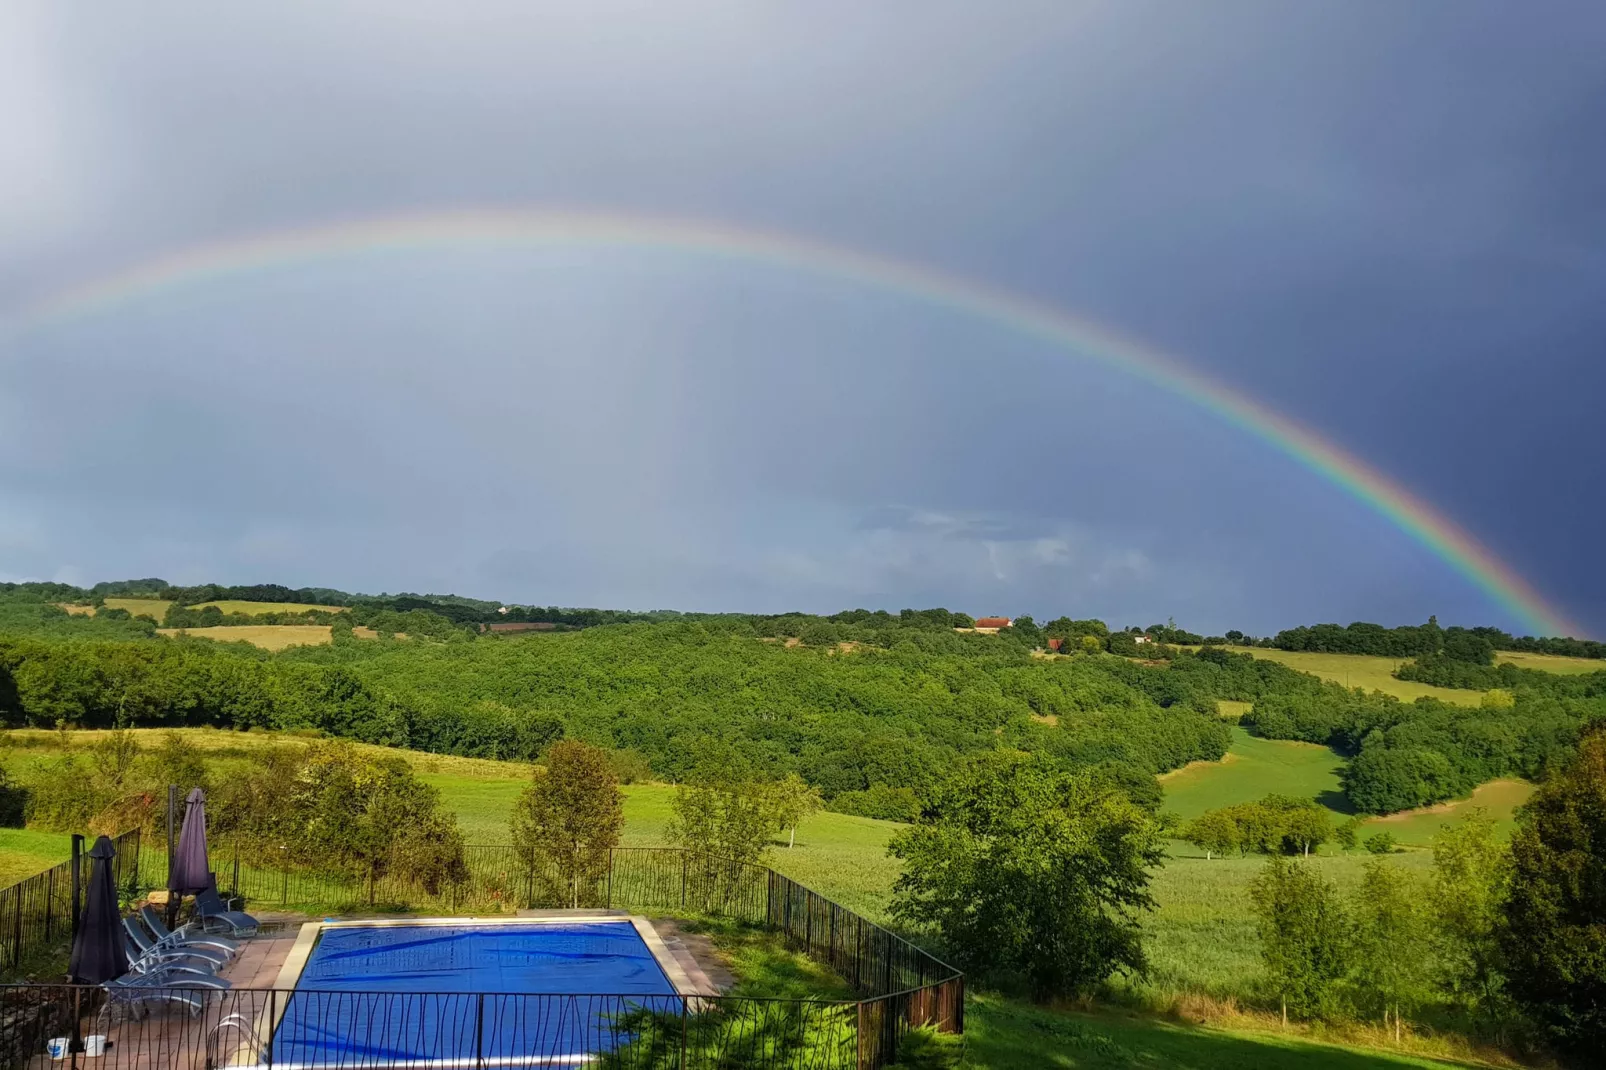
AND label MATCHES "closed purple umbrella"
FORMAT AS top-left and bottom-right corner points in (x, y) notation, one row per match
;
(69, 836), (129, 983)
(168, 787), (212, 896)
